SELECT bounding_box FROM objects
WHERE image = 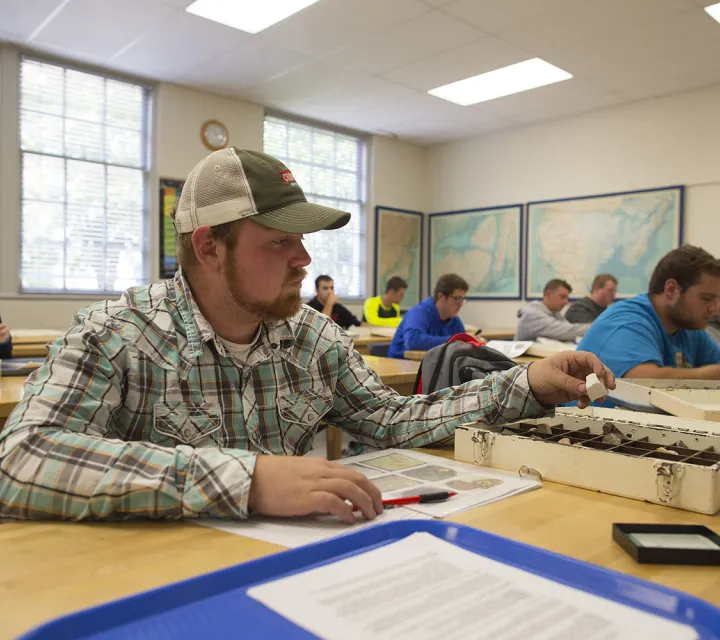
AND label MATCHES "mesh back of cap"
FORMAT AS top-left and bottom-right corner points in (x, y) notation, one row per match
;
(176, 149), (254, 226)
